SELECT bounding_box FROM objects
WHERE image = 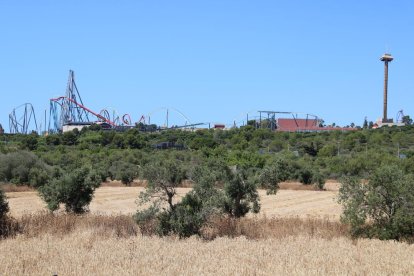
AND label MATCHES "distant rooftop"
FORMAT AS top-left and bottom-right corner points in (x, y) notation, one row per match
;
(276, 118), (355, 132)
